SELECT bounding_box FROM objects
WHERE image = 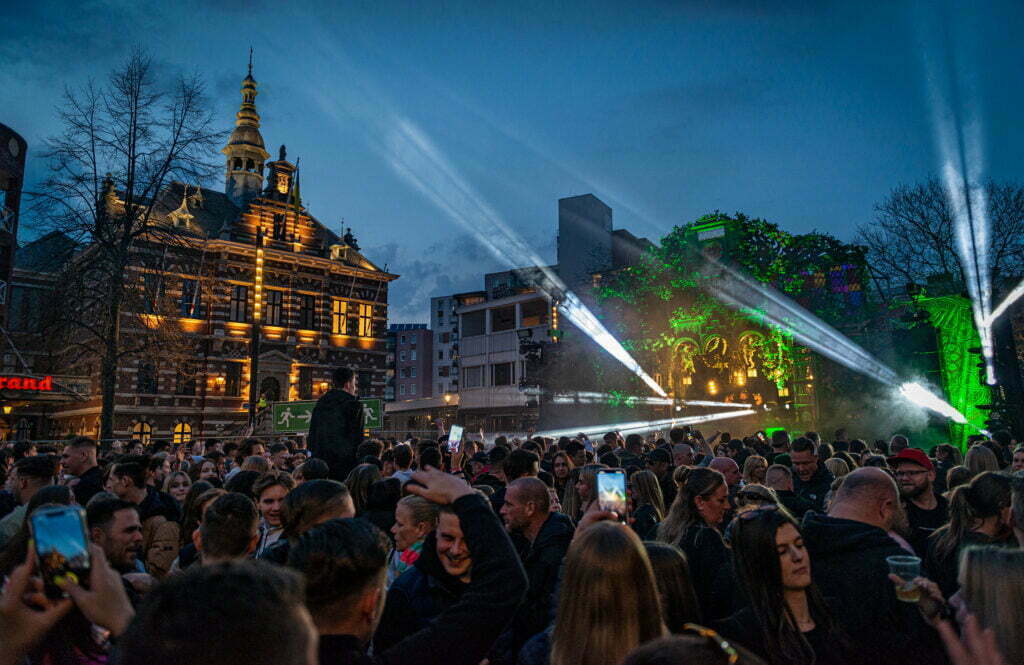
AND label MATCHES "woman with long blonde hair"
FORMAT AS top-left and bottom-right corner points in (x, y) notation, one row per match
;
(957, 545), (1024, 664)
(561, 463), (605, 522)
(519, 521), (666, 665)
(964, 445), (1000, 476)
(630, 469), (666, 540)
